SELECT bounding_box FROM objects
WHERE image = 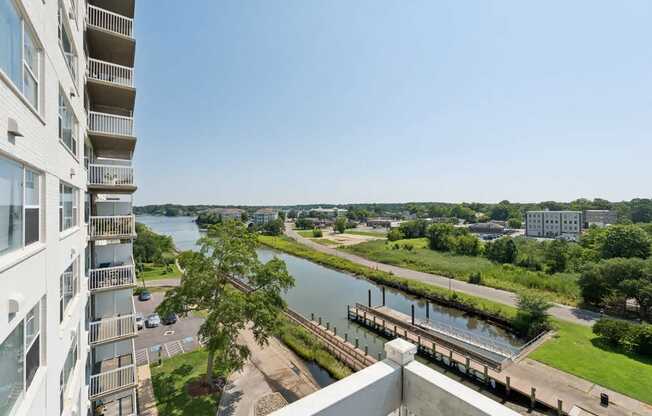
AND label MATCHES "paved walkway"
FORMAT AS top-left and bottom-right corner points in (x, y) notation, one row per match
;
(284, 225), (600, 327)
(137, 364), (159, 416)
